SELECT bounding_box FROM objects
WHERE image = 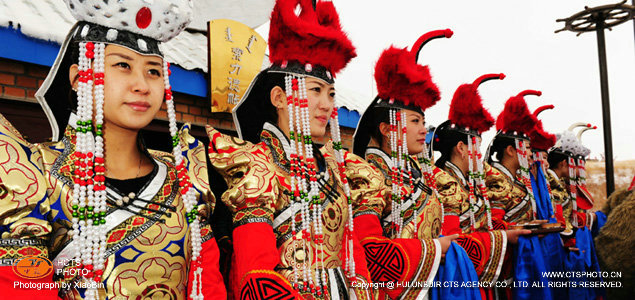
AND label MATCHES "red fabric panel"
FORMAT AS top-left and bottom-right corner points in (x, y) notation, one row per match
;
(232, 223), (280, 283)
(353, 214), (384, 238)
(188, 237), (227, 299)
(442, 215), (461, 236)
